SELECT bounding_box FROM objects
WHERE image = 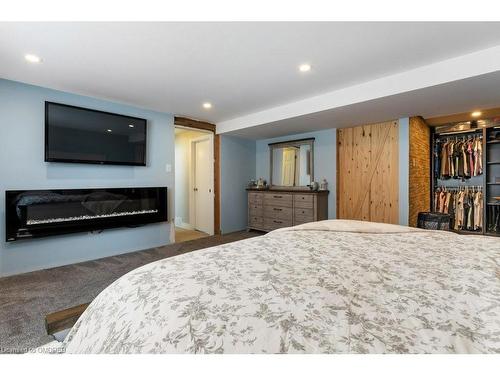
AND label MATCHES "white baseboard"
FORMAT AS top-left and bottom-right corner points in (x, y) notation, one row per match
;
(174, 217), (194, 230)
